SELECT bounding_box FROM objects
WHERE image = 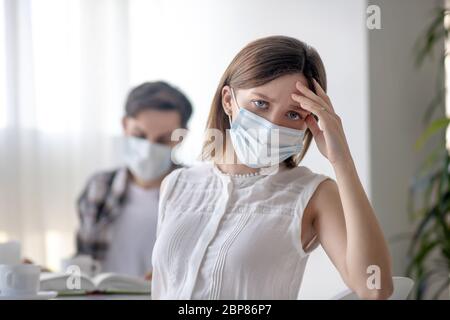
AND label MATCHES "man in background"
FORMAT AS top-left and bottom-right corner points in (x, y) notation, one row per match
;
(76, 81), (192, 279)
